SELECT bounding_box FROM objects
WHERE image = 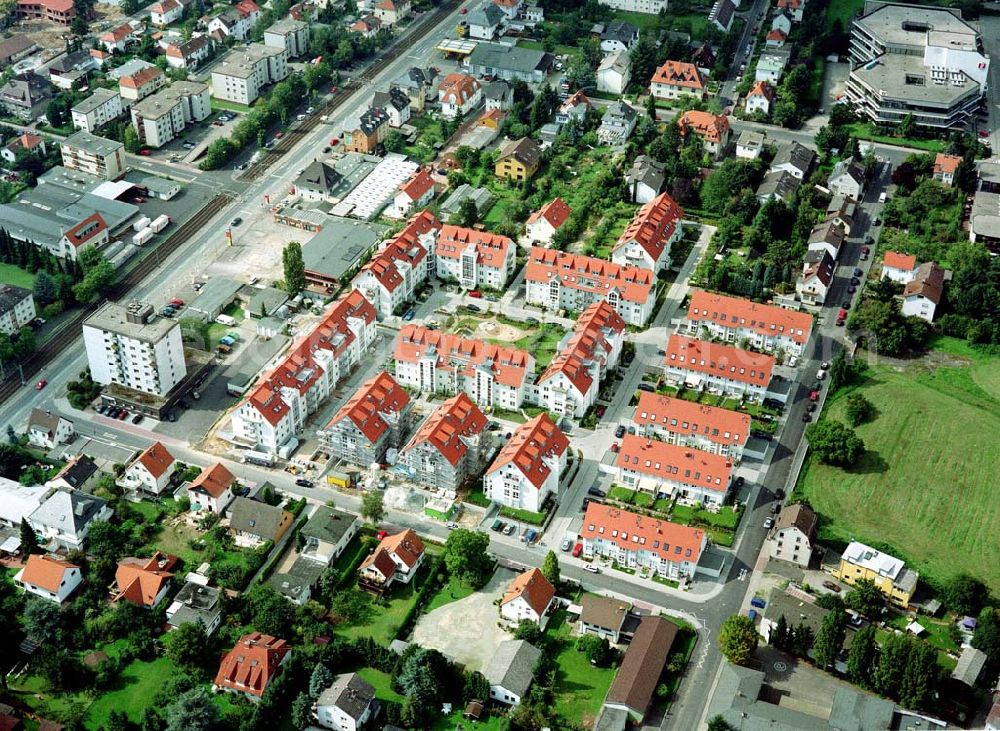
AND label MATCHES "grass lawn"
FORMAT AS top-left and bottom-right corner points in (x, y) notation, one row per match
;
(548, 610), (617, 727)
(885, 613), (960, 655)
(824, 0), (864, 31)
(500, 505), (547, 525)
(423, 573), (476, 614)
(8, 673), (90, 725)
(146, 519), (206, 567)
(846, 122), (946, 153)
(356, 667), (405, 703)
(86, 656), (178, 727)
(211, 98), (253, 113)
(432, 711), (506, 729)
(798, 343), (1000, 591)
(334, 566), (432, 644)
(0, 262), (35, 289)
